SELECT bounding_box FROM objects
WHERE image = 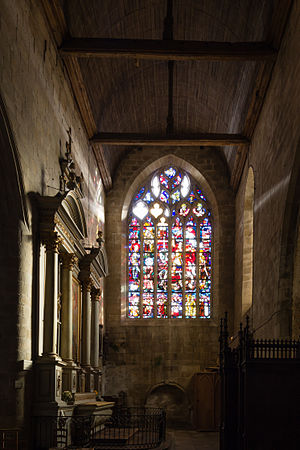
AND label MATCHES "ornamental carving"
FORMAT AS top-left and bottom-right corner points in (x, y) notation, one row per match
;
(61, 252), (78, 270)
